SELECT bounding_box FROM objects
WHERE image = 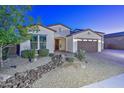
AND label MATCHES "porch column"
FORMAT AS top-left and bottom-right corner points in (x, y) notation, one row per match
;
(98, 40), (102, 52)
(37, 35), (40, 50)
